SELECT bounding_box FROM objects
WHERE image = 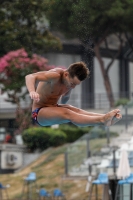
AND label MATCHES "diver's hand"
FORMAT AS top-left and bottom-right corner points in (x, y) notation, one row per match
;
(30, 91), (40, 102)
